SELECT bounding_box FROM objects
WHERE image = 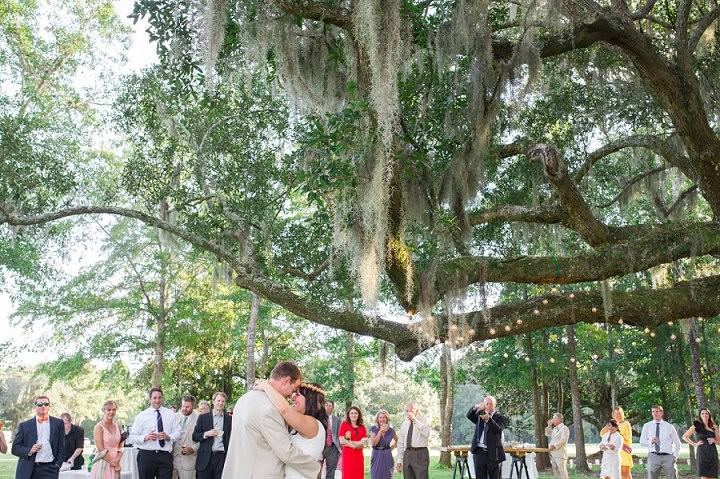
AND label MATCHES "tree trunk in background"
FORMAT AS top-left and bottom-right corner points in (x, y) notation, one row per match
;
(439, 343), (454, 468)
(524, 333), (549, 470)
(345, 331), (355, 409)
(674, 337), (697, 473)
(567, 324), (591, 473)
(688, 318), (707, 408)
(246, 293), (261, 390)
